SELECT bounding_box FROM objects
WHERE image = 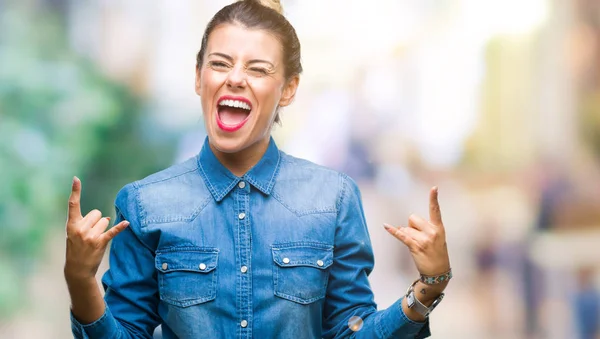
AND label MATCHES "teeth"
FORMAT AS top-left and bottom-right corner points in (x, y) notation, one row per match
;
(218, 99), (251, 110)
